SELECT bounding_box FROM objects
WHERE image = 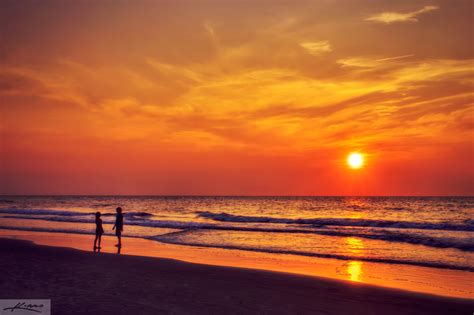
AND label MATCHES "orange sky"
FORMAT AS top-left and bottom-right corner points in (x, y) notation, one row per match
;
(1, 0), (473, 195)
